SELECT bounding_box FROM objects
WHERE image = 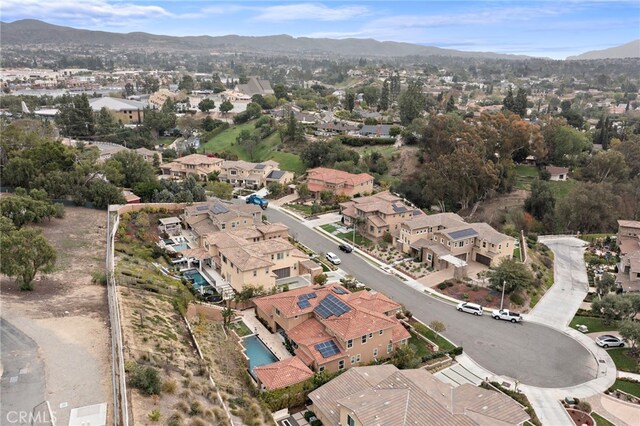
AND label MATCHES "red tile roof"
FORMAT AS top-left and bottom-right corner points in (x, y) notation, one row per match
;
(307, 167), (373, 188)
(252, 284), (349, 318)
(253, 356), (314, 390)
